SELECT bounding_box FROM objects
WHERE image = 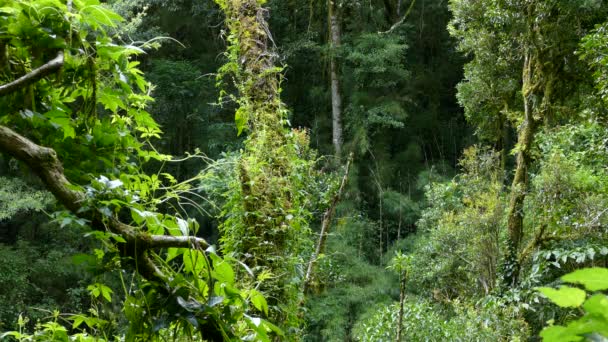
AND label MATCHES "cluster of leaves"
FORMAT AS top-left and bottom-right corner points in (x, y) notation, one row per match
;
(303, 234), (395, 341)
(344, 32), (410, 152)
(353, 296), (529, 341)
(526, 123), (608, 240)
(411, 146), (506, 298)
(538, 267), (608, 341)
(0, 0), (281, 340)
(0, 237), (91, 331)
(0, 177), (52, 221)
(0, 0), (167, 183)
(116, 249), (283, 341)
(580, 21), (608, 109)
